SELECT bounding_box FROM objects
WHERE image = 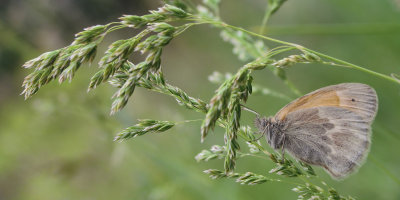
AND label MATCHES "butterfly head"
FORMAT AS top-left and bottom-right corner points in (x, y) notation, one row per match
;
(254, 116), (285, 150)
